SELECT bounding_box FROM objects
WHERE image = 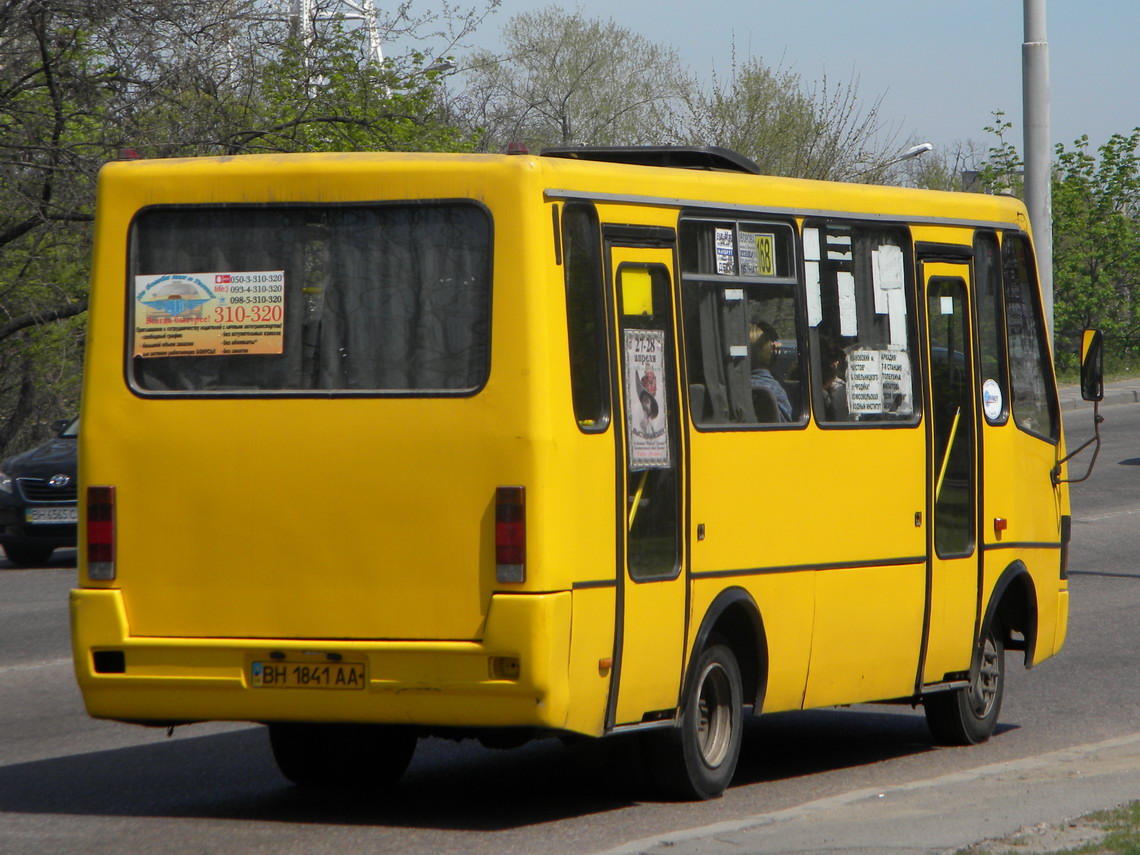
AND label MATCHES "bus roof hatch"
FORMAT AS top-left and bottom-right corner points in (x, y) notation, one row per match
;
(540, 145), (762, 175)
